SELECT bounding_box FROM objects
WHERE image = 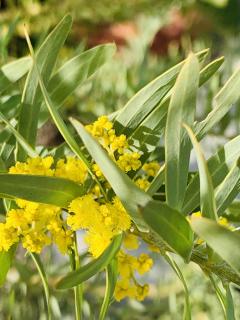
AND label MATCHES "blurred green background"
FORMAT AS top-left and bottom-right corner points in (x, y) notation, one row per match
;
(1, 0), (240, 319)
